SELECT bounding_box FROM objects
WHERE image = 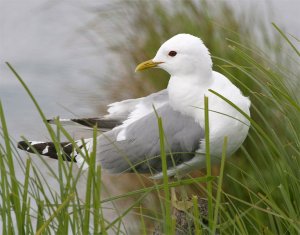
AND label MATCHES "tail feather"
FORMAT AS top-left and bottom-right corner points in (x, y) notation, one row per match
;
(17, 139), (92, 170)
